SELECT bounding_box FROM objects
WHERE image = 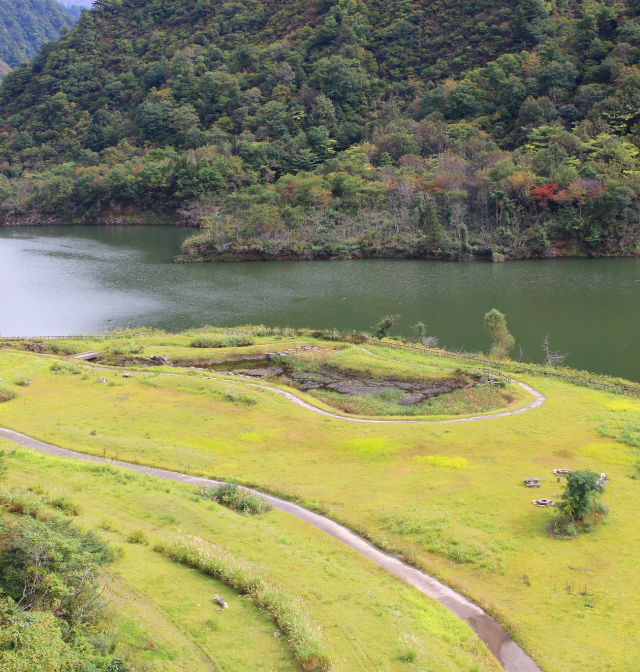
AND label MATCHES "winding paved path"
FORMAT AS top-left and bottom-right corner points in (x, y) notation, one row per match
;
(0, 350), (546, 670)
(83, 343), (547, 424)
(228, 375), (545, 424)
(0, 421), (543, 672)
